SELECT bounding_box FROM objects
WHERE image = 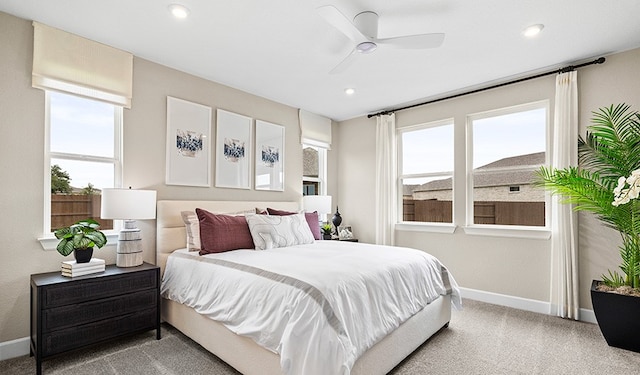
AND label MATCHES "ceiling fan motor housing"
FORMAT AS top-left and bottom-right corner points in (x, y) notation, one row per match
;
(353, 11), (378, 39)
